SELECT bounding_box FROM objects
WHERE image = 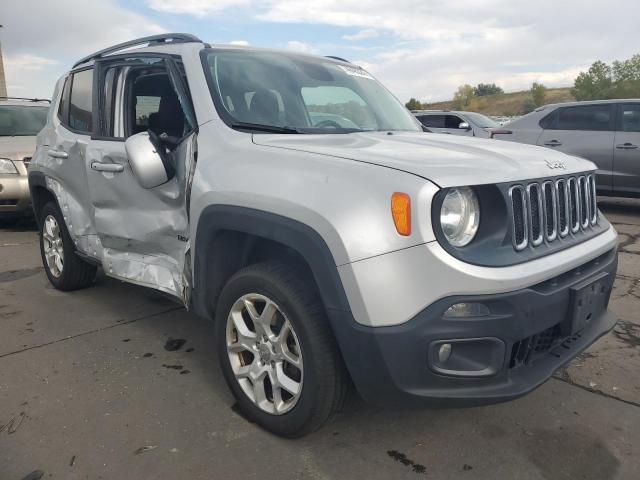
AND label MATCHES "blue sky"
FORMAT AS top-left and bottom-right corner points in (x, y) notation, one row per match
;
(2, 0), (639, 102)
